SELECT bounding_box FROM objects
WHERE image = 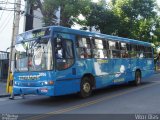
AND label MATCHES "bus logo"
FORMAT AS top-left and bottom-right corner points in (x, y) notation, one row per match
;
(18, 75), (40, 80)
